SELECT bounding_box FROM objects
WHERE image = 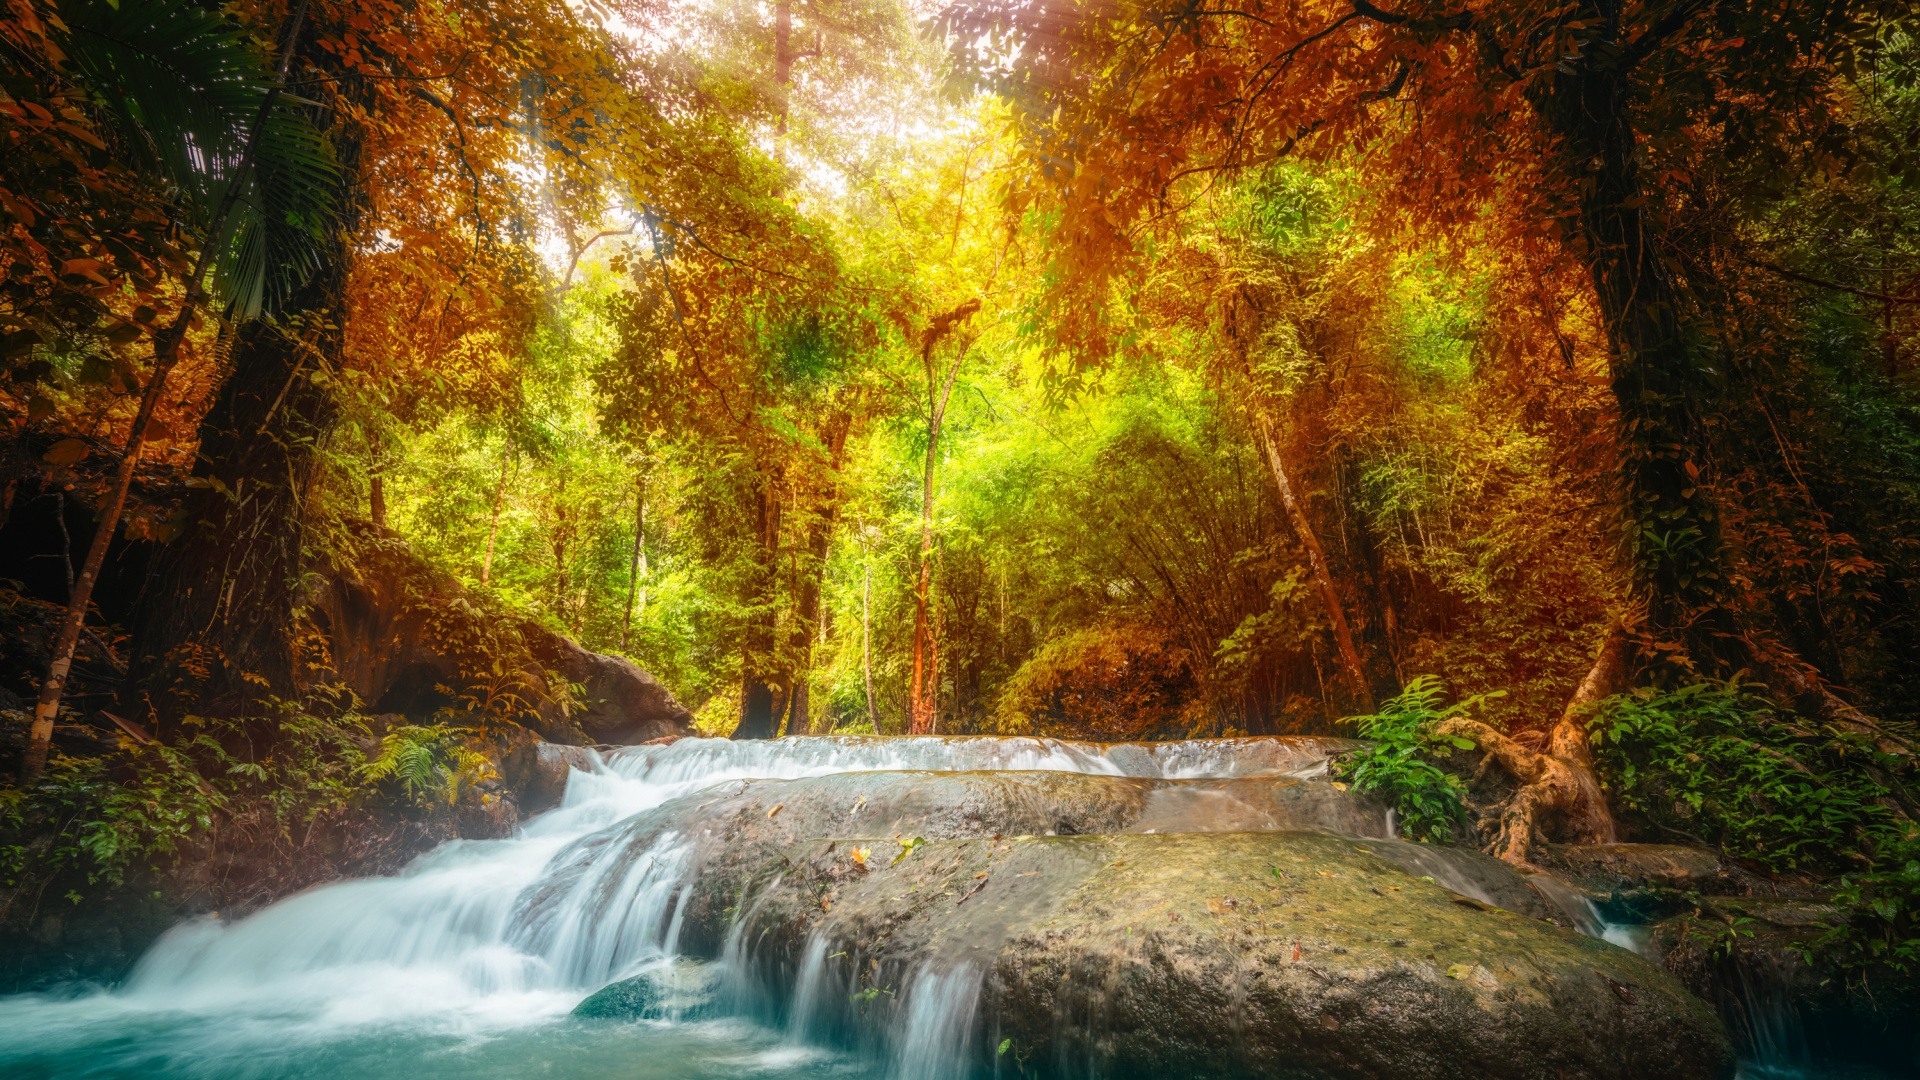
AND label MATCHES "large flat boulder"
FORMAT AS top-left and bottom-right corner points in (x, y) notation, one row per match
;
(538, 769), (1729, 1079)
(681, 830), (1730, 1079)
